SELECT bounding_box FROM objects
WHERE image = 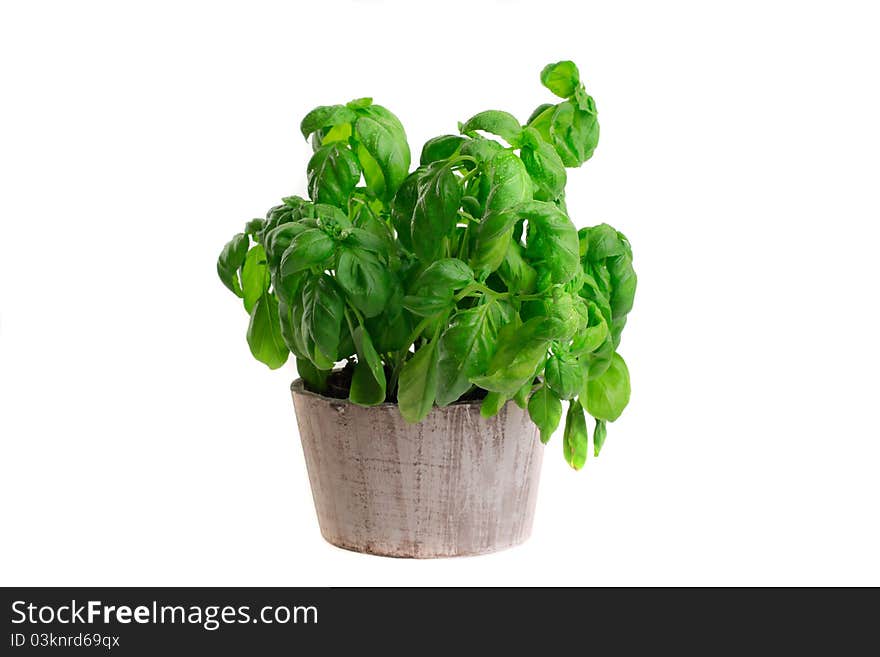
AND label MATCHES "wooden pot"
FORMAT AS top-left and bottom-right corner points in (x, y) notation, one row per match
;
(291, 379), (544, 558)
